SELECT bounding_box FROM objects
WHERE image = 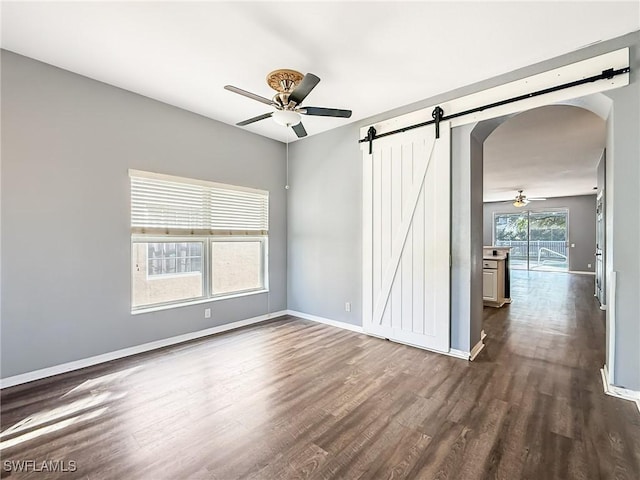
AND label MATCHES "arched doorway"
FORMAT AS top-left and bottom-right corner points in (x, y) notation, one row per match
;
(470, 94), (615, 369)
(483, 104), (605, 273)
